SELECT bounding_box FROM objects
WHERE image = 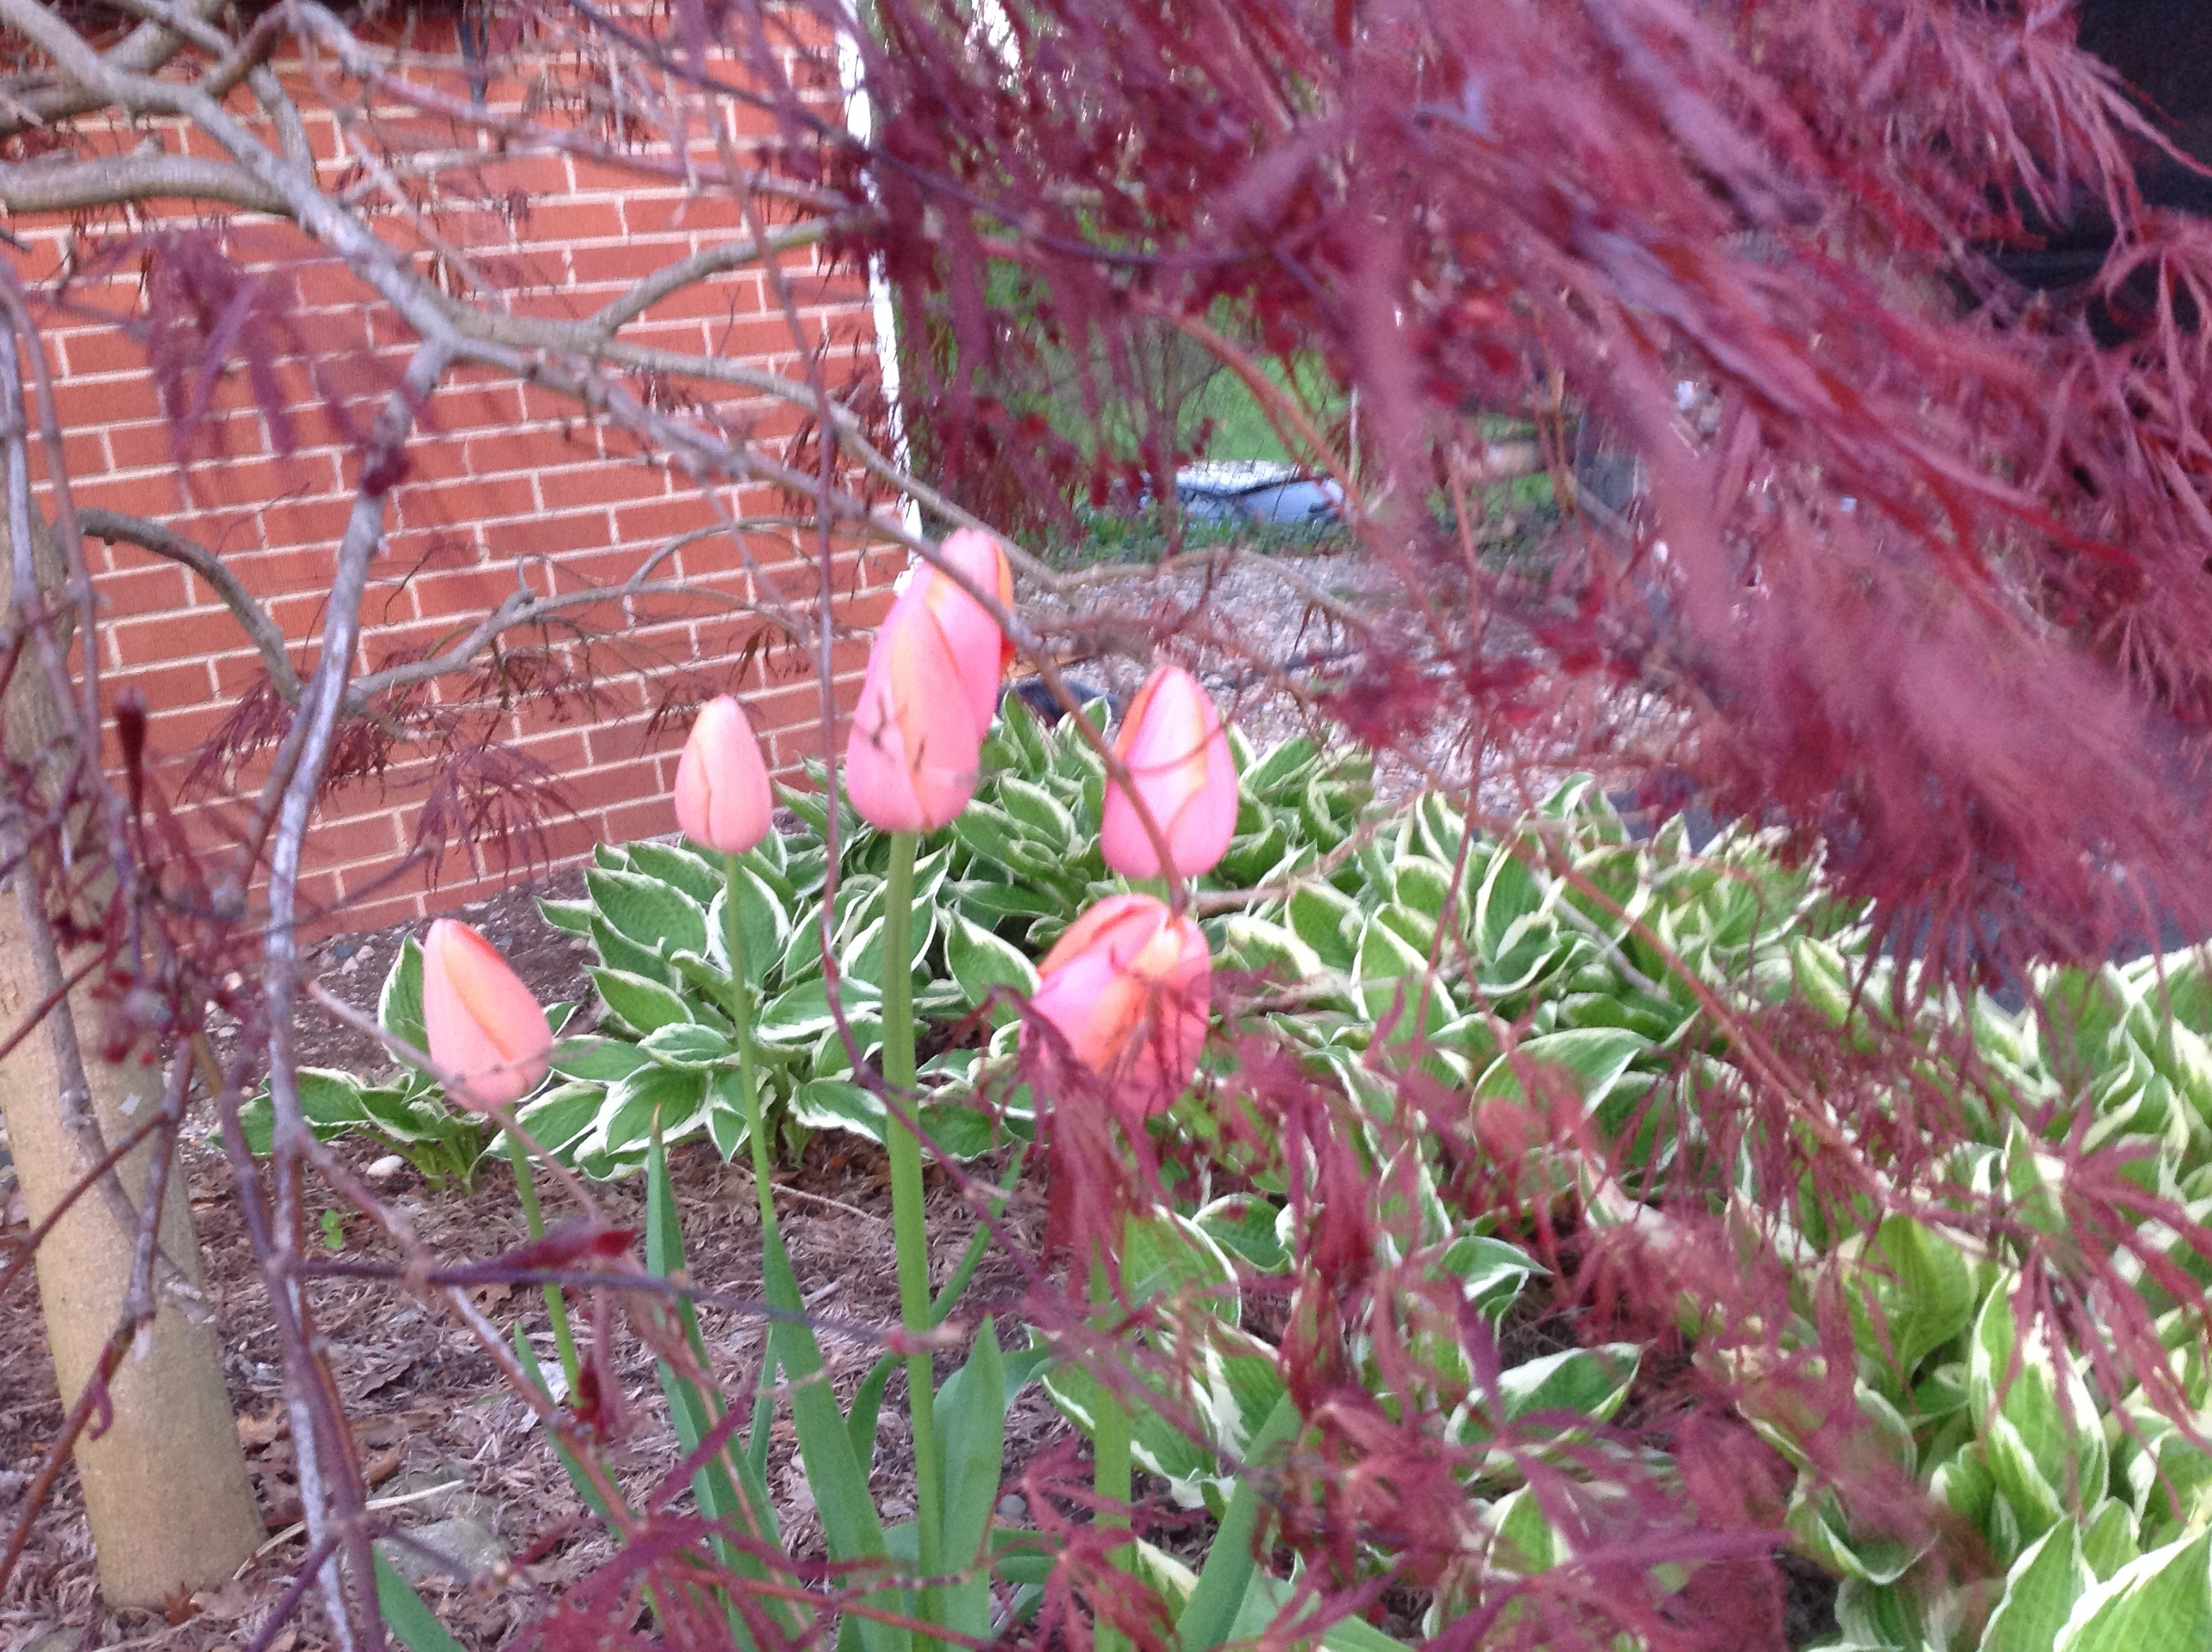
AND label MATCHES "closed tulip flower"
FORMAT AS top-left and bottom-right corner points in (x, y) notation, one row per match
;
(1024, 893), (1212, 1120)
(1099, 665), (1239, 881)
(845, 531), (1016, 832)
(674, 695), (773, 854)
(422, 919), (552, 1110)
(931, 528), (1018, 739)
